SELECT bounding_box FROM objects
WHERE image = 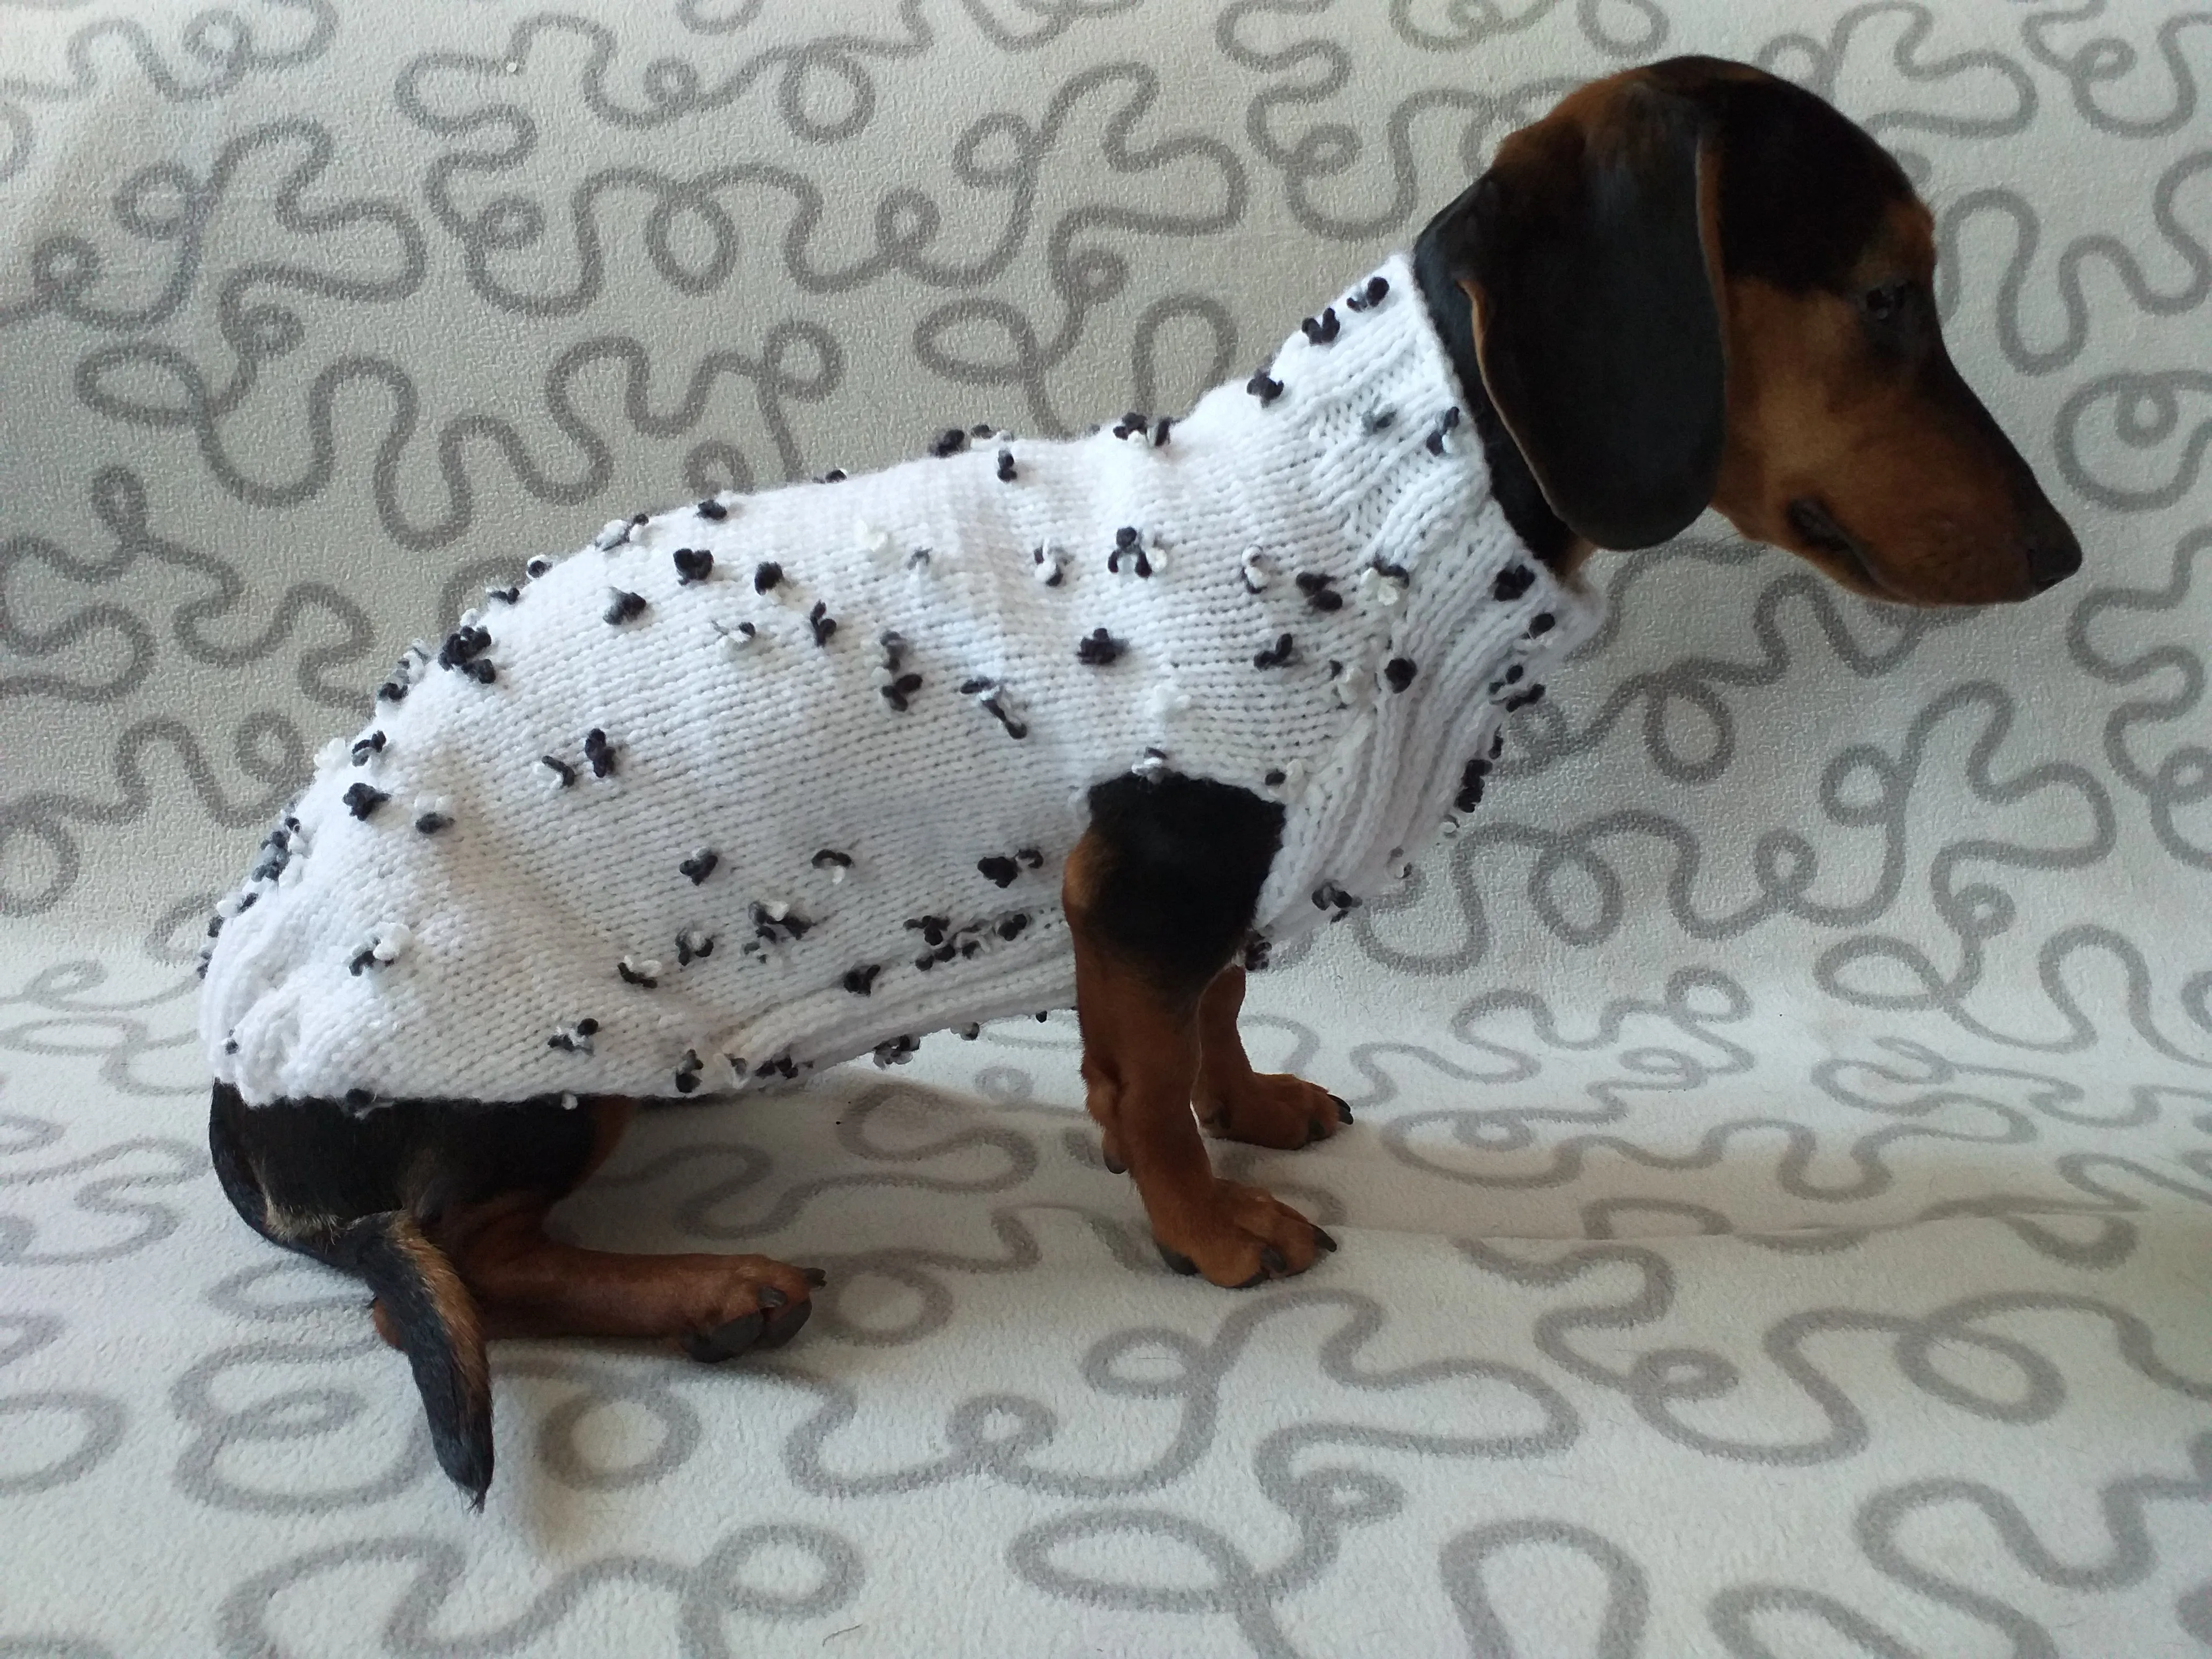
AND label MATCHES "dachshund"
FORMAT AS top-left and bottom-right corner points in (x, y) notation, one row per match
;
(205, 55), (2081, 1505)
